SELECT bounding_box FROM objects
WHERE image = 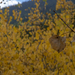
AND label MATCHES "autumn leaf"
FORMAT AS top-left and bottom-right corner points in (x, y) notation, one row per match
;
(49, 35), (66, 53)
